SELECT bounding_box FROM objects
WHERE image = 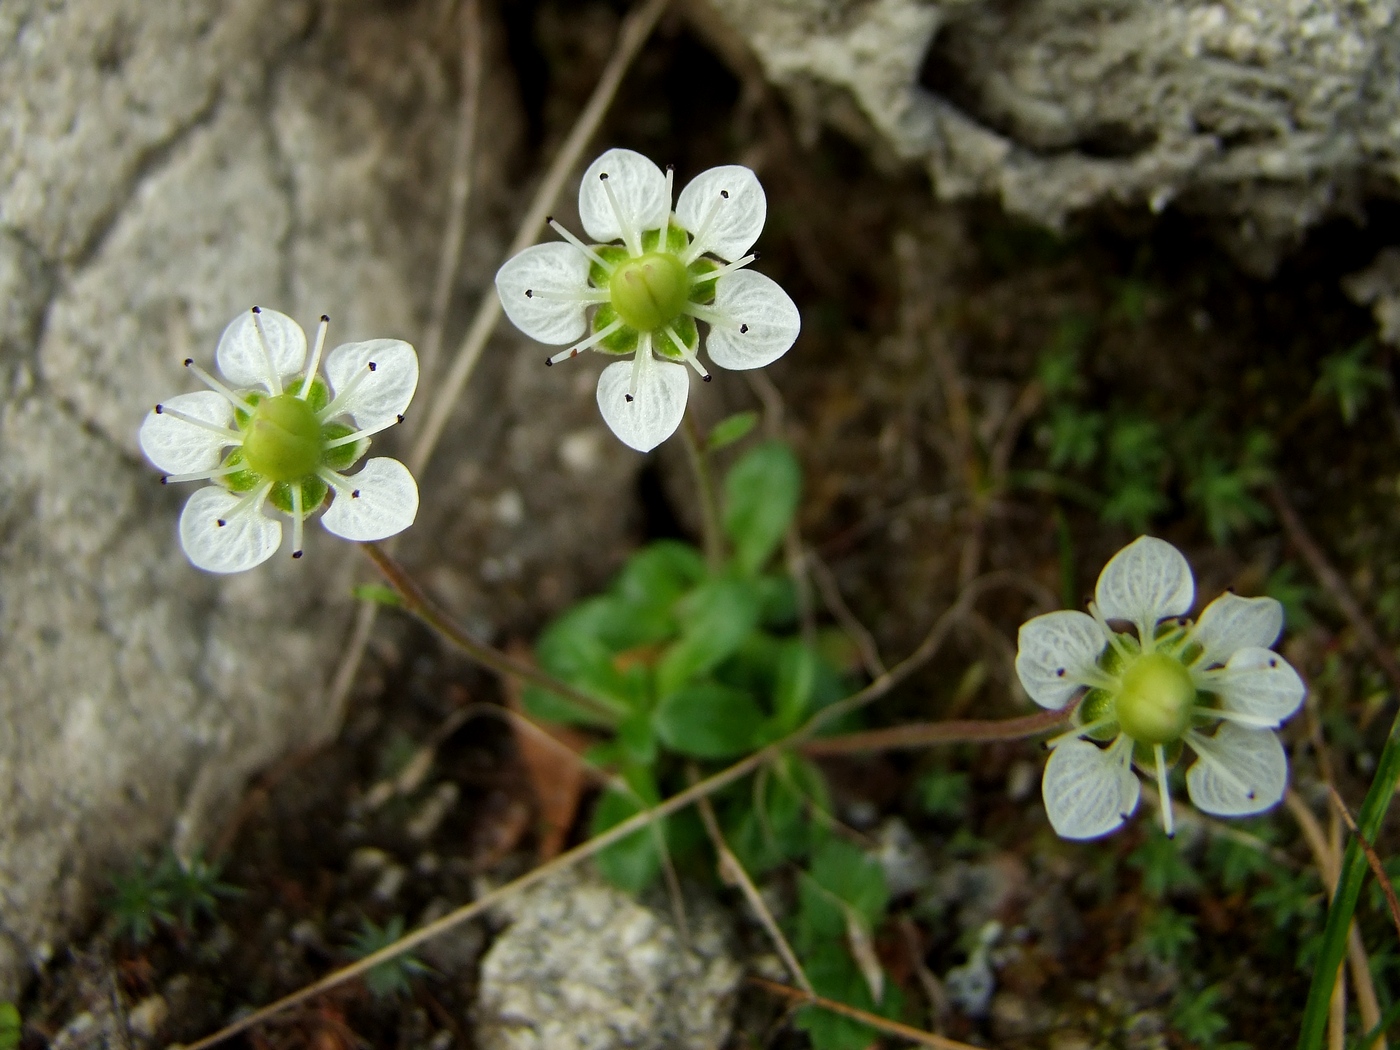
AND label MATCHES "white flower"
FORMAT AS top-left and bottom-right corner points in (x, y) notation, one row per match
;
(139, 307), (420, 573)
(1015, 536), (1305, 840)
(494, 148), (801, 452)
